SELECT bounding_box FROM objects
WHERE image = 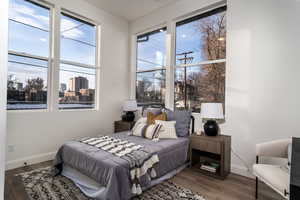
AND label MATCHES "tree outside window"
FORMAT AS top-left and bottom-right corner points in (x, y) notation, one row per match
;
(175, 7), (226, 112)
